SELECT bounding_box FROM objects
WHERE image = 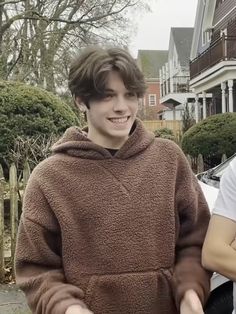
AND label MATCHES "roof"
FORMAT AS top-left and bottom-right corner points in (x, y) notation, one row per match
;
(157, 103), (184, 113)
(157, 103), (169, 112)
(171, 27), (194, 67)
(137, 50), (168, 78)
